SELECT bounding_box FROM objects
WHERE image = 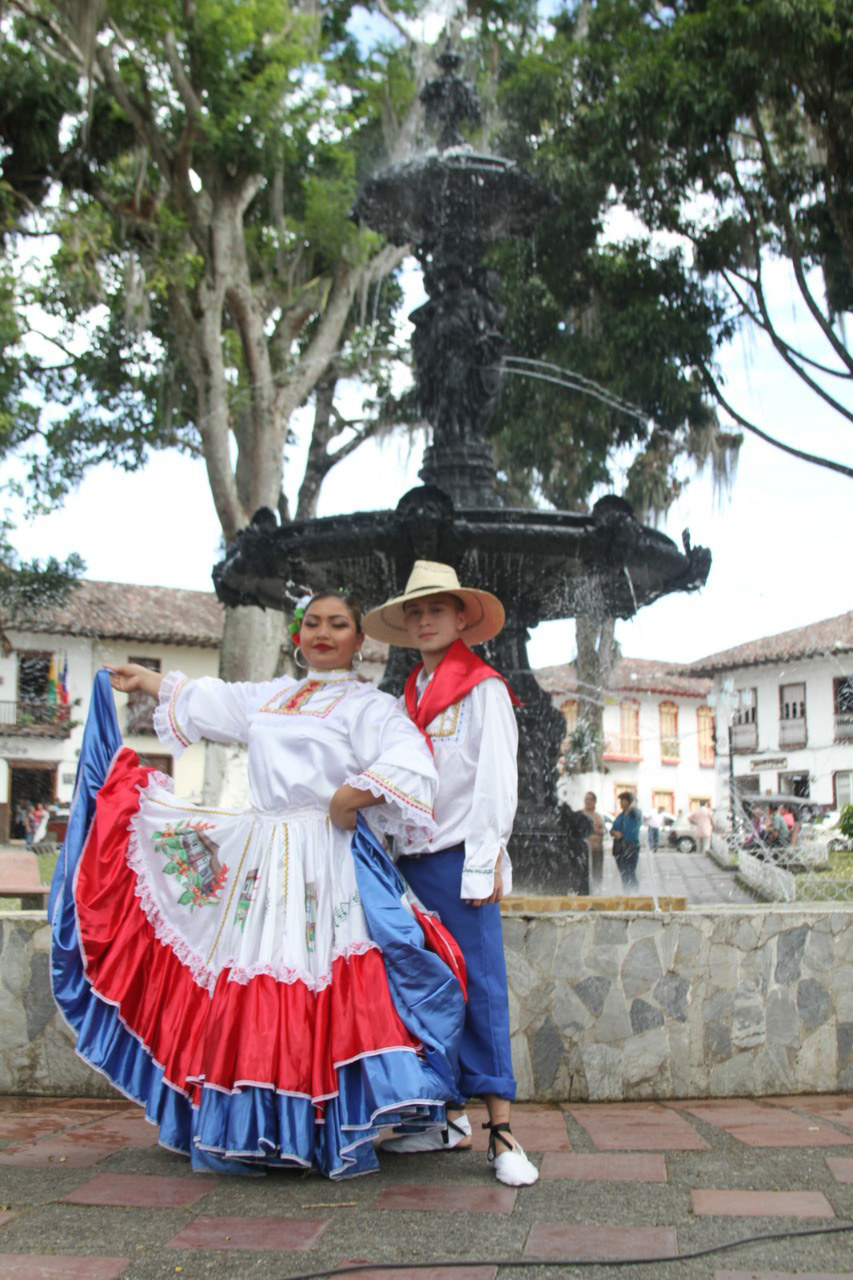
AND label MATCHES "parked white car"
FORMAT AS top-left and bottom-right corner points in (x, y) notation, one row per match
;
(662, 814), (698, 853)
